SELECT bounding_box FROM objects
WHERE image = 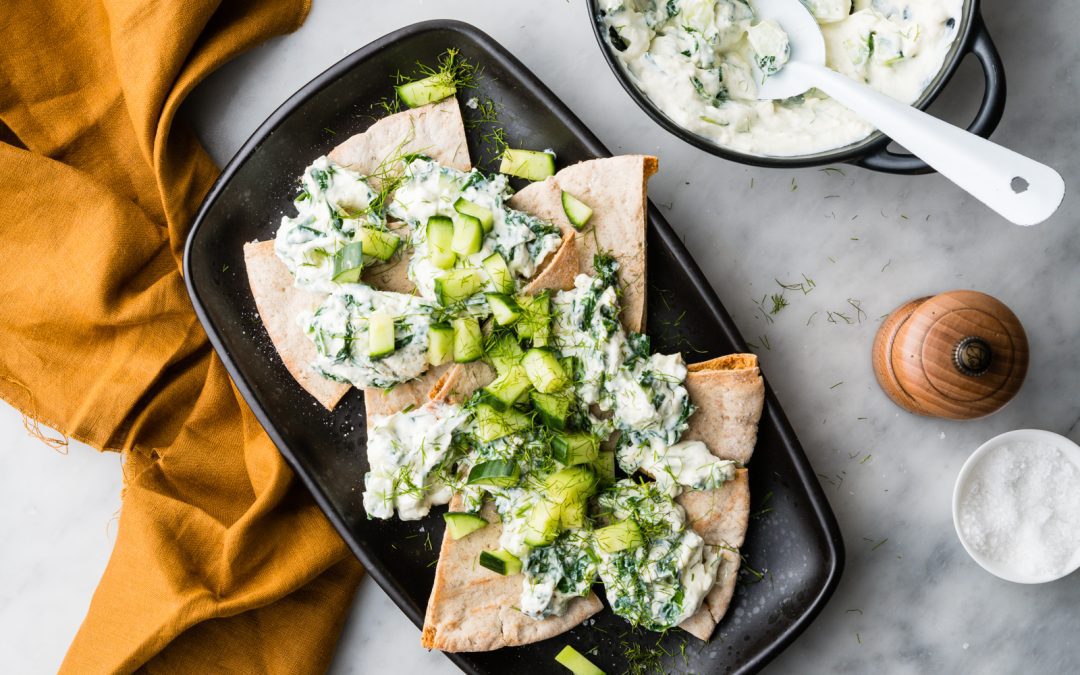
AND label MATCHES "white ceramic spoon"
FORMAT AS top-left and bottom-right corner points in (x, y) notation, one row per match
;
(755, 0), (1065, 226)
